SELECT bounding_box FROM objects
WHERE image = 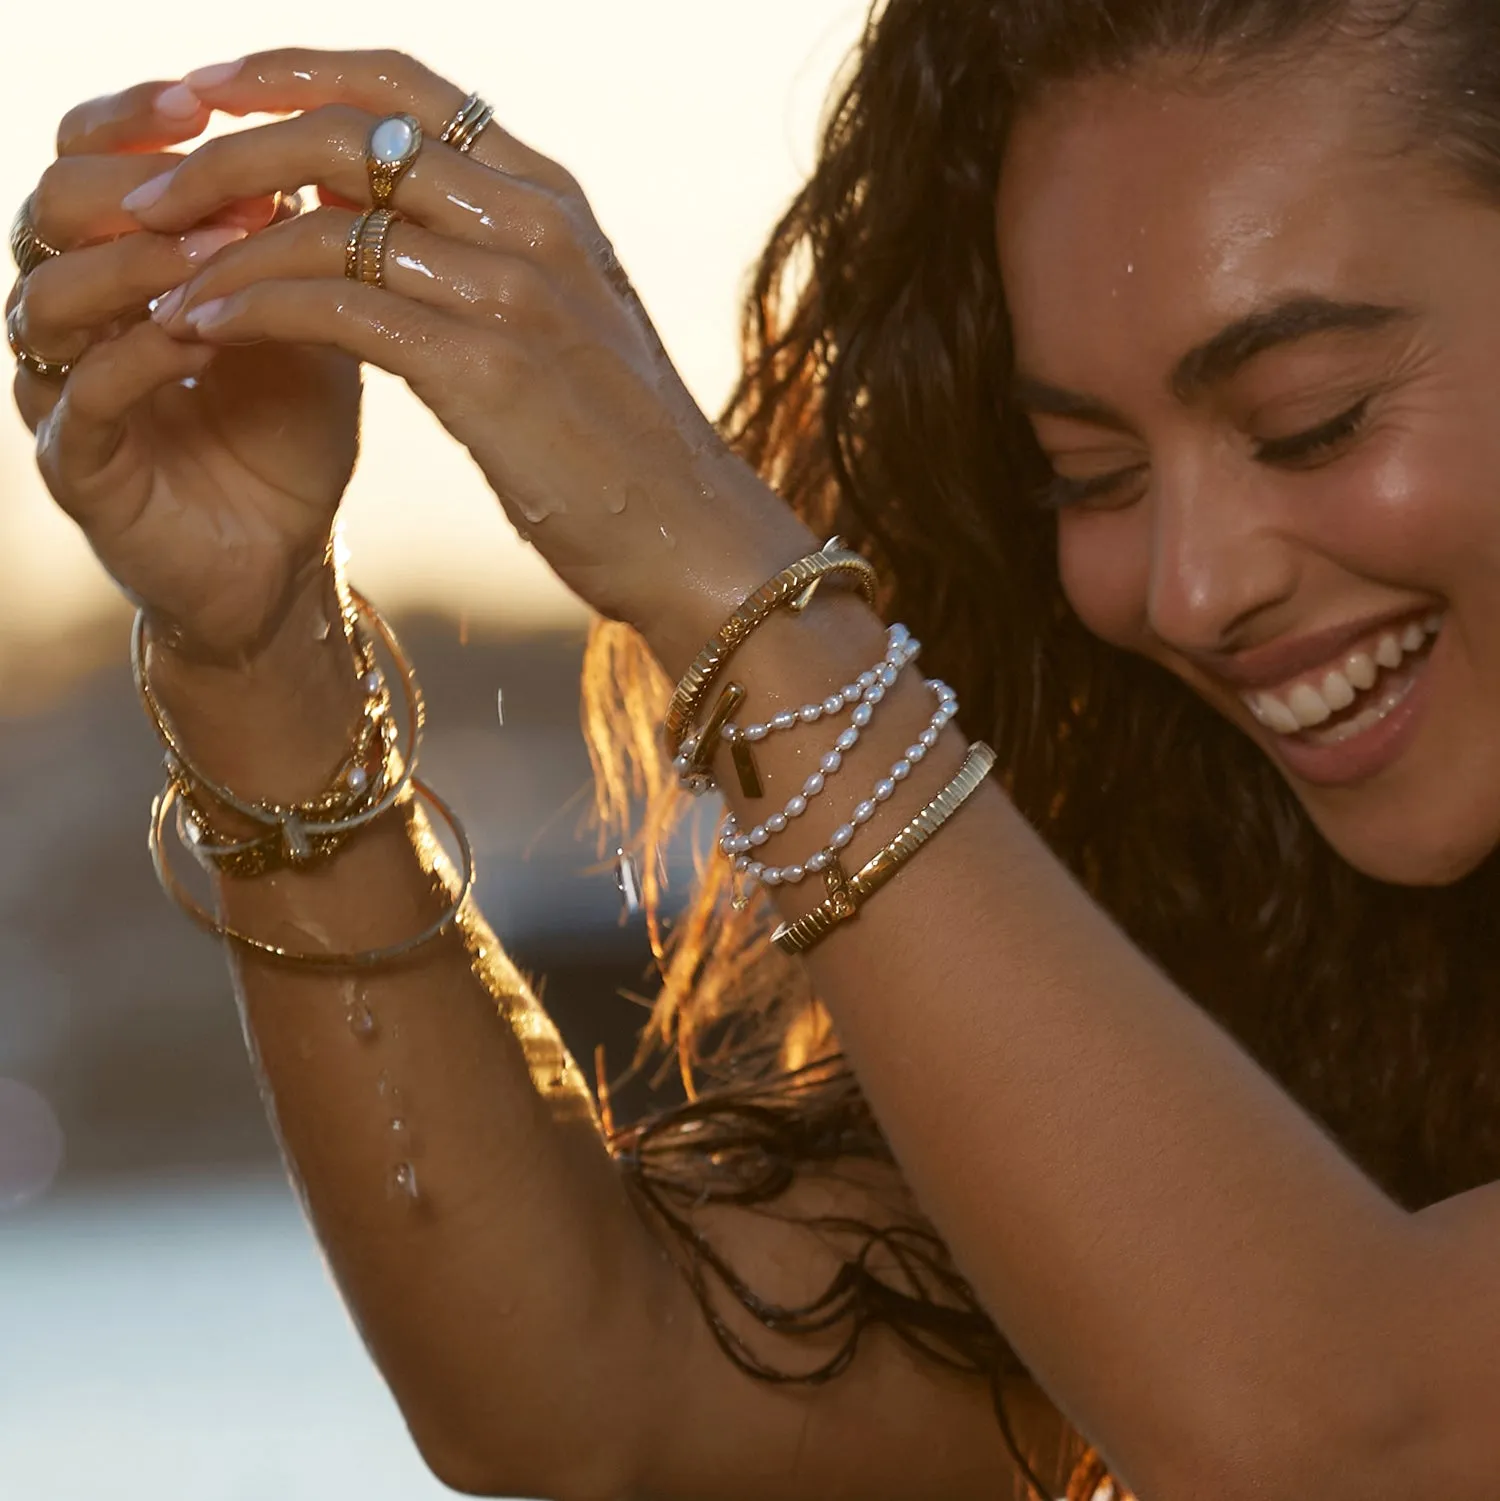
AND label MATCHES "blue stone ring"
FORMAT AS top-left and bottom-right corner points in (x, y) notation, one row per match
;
(365, 113), (423, 209)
